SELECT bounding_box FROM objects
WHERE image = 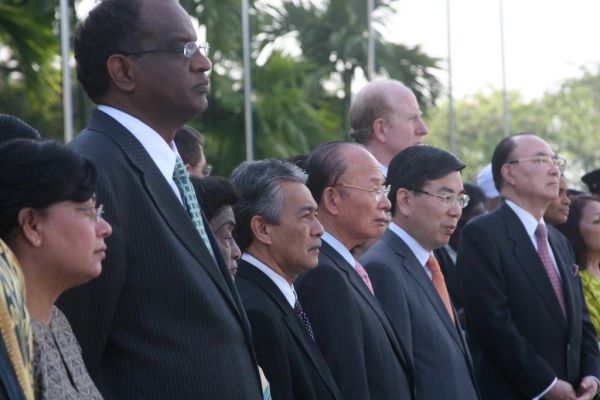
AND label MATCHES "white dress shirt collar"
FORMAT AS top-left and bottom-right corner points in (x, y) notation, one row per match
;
(505, 199), (543, 239)
(380, 163), (388, 178)
(389, 222), (430, 267)
(241, 253), (296, 308)
(97, 105), (182, 202)
(321, 232), (356, 269)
